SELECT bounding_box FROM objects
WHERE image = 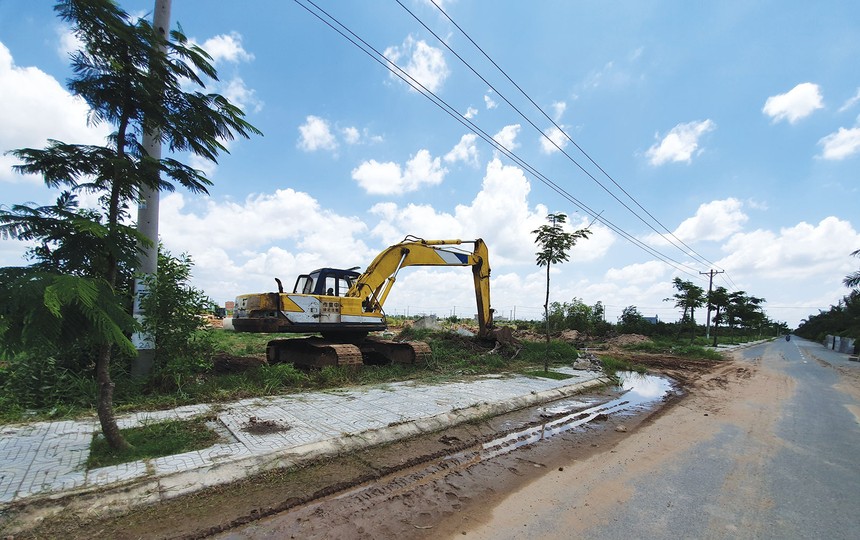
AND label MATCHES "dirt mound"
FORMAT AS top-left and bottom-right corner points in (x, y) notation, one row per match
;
(559, 330), (582, 343)
(607, 334), (650, 346)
